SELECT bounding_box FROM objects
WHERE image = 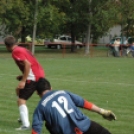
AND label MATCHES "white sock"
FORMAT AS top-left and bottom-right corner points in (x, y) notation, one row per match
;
(19, 104), (30, 127)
